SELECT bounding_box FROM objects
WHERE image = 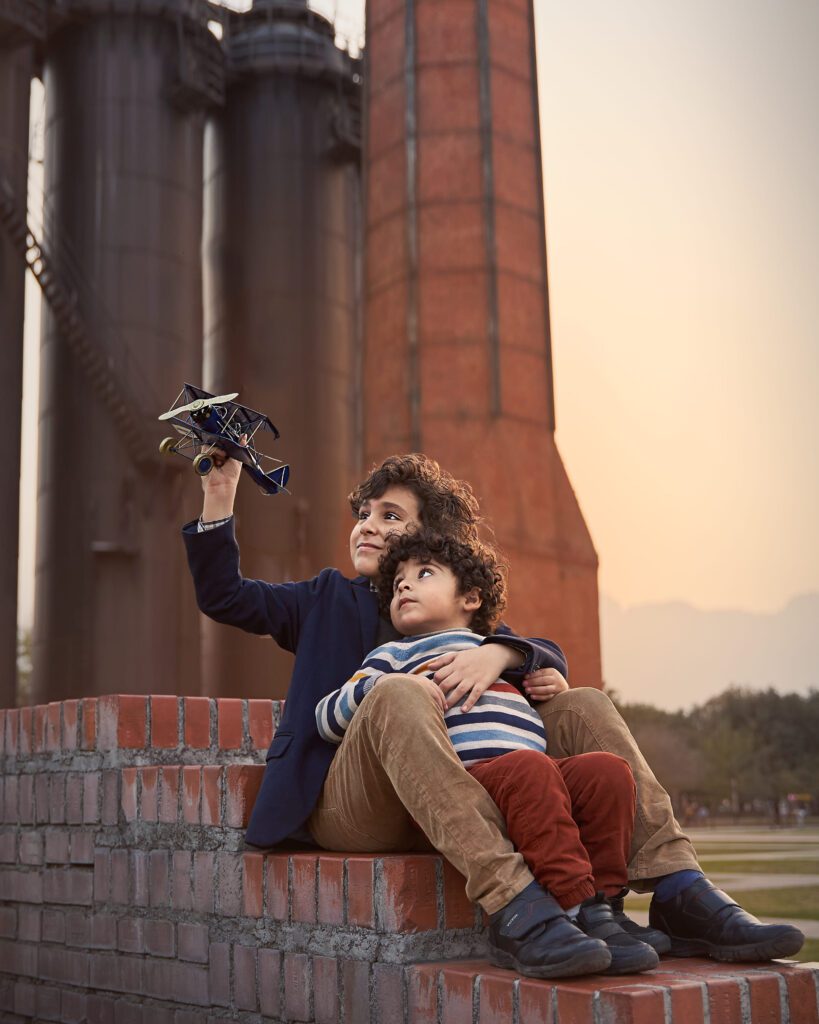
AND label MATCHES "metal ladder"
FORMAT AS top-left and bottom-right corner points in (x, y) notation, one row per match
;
(0, 167), (155, 469)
